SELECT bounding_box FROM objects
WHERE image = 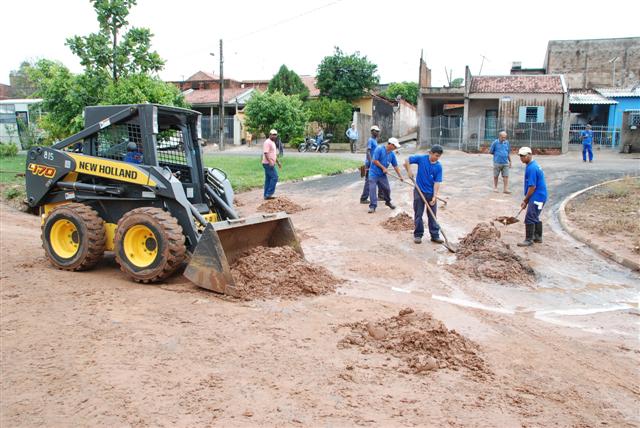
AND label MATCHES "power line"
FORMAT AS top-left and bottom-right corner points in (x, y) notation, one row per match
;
(229, 0), (345, 42)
